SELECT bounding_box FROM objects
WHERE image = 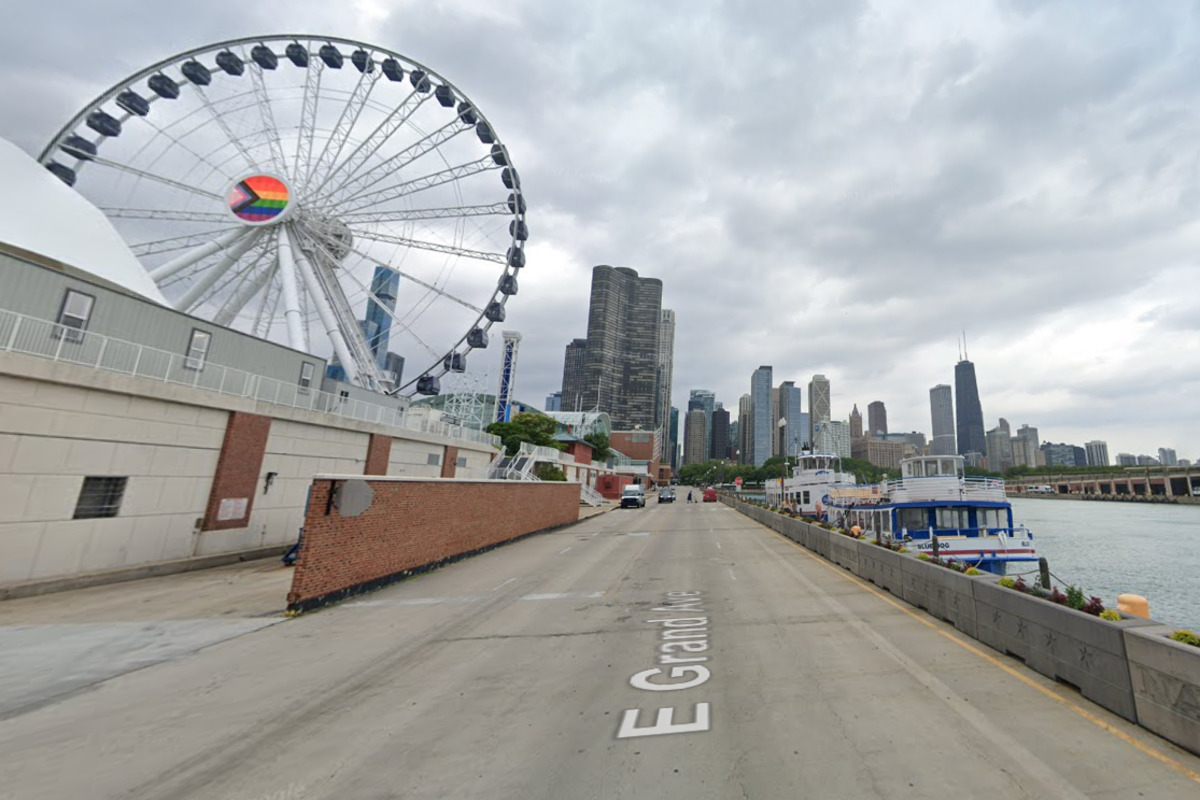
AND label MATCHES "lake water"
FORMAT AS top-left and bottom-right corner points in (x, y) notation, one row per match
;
(1010, 498), (1200, 632)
